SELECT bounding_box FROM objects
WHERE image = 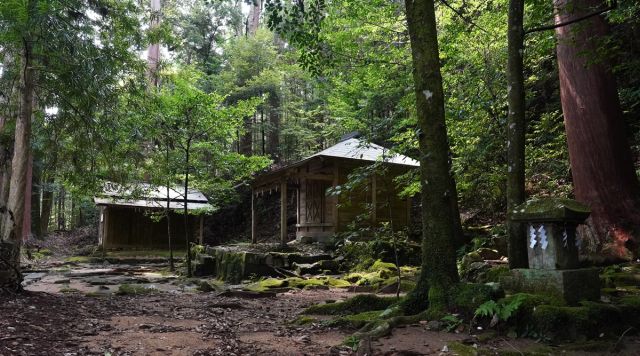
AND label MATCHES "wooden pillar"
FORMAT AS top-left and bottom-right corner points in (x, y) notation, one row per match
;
(251, 189), (257, 244)
(280, 180), (287, 246)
